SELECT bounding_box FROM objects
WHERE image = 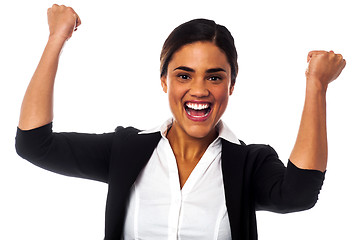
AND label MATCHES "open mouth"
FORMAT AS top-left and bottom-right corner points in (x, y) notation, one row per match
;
(184, 101), (212, 121)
